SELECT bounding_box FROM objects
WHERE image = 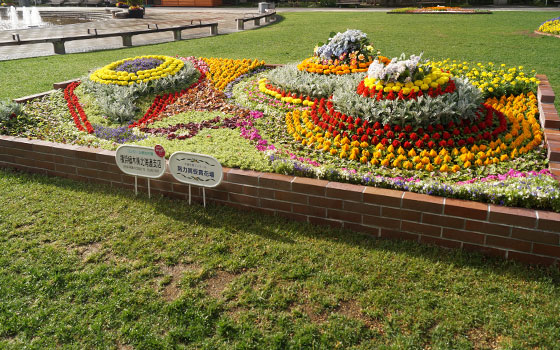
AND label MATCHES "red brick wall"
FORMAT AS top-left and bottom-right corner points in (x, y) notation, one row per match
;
(1, 75), (559, 266)
(1, 135), (560, 266)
